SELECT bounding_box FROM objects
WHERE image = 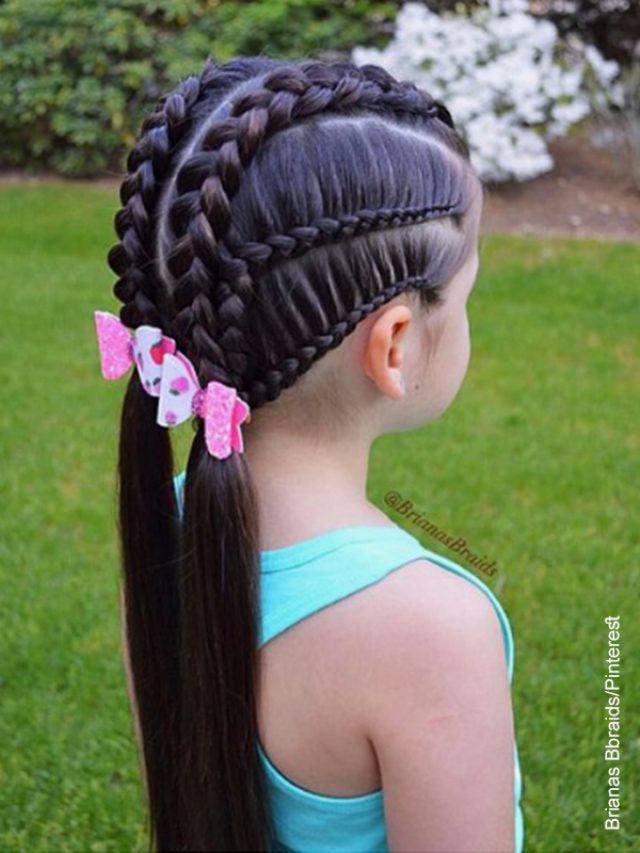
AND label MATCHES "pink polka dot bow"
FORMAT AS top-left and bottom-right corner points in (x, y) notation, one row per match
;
(156, 351), (251, 459)
(94, 310), (251, 459)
